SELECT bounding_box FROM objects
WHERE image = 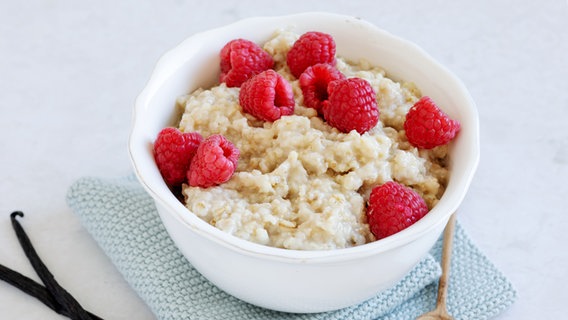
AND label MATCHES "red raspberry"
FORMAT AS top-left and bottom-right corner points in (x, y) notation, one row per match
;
(219, 39), (274, 87)
(322, 77), (379, 134)
(404, 96), (461, 149)
(366, 181), (428, 240)
(188, 134), (239, 188)
(239, 69), (295, 122)
(299, 63), (345, 114)
(153, 127), (203, 186)
(287, 31), (336, 78)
